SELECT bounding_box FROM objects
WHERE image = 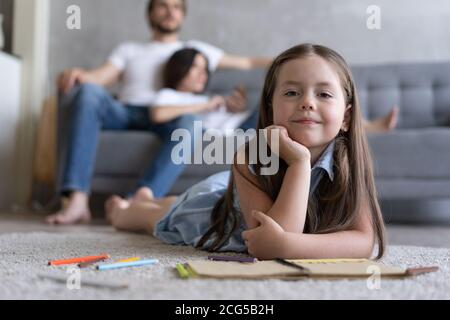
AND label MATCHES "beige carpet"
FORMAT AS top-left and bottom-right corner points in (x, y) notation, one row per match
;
(0, 229), (449, 300)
